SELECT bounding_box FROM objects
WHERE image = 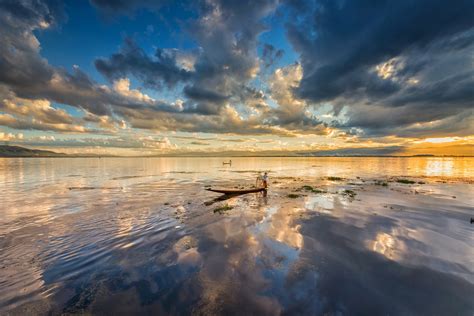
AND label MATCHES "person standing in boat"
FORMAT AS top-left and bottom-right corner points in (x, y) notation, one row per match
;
(256, 172), (269, 188)
(262, 172), (268, 188)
